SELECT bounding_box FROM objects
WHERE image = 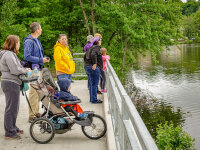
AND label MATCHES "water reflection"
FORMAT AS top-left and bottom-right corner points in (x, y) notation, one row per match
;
(125, 74), (185, 139)
(138, 44), (200, 75)
(127, 43), (200, 149)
